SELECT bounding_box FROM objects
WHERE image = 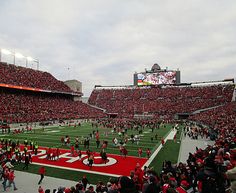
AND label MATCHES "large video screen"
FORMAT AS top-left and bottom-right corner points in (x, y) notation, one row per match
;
(137, 71), (177, 86)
